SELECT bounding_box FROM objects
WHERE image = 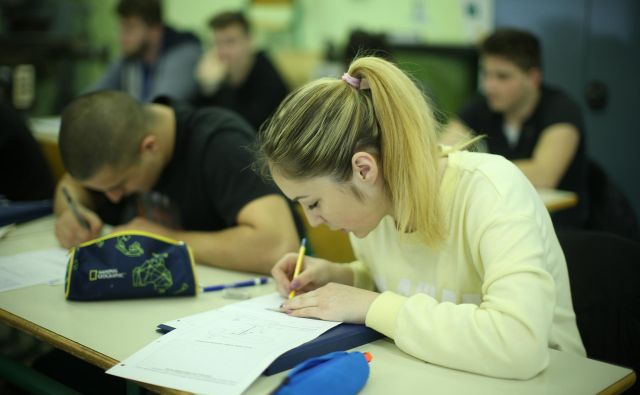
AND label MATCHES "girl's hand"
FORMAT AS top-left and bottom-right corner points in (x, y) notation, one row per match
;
(282, 282), (379, 323)
(271, 253), (335, 297)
